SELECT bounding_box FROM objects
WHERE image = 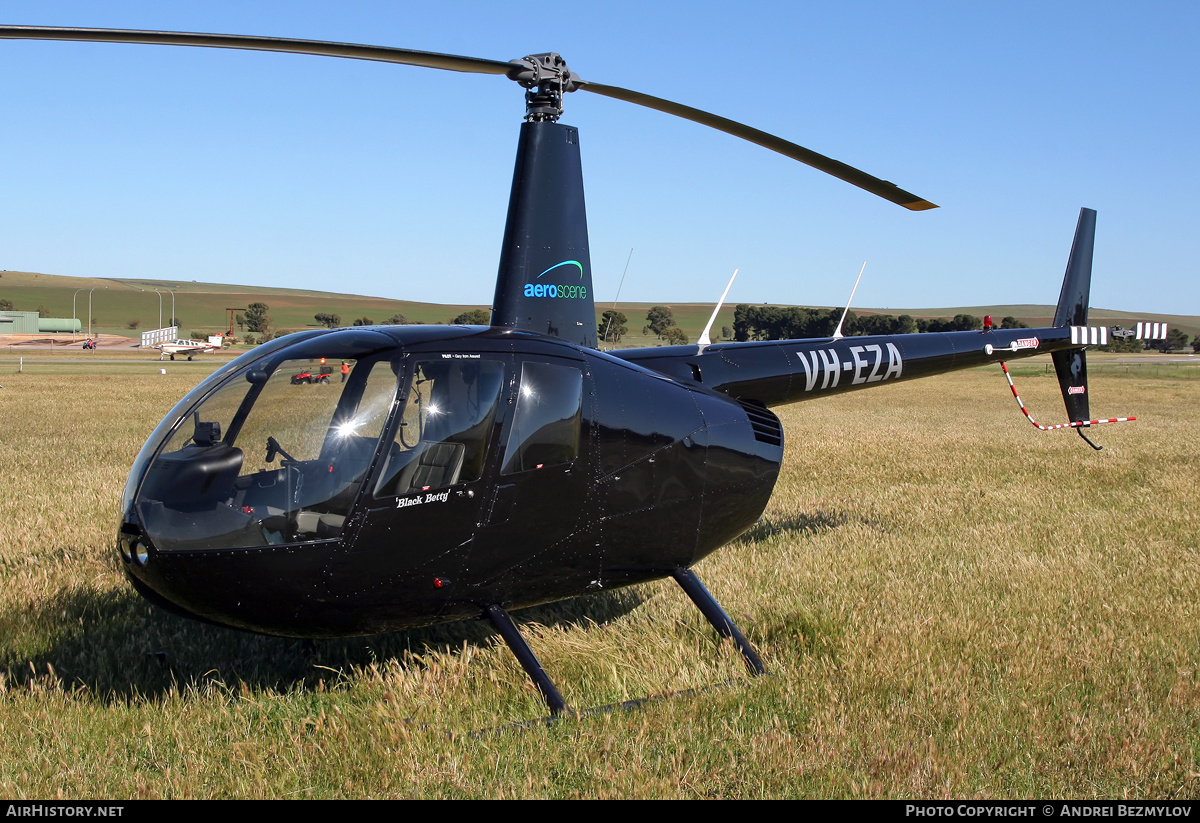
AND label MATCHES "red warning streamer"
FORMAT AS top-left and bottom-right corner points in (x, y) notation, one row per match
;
(999, 361), (1135, 430)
